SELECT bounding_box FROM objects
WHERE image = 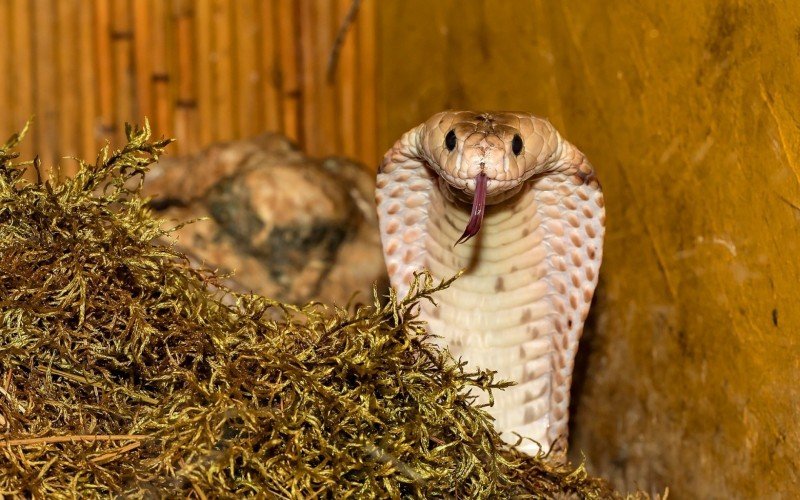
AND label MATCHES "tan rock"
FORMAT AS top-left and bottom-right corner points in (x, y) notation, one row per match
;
(144, 134), (387, 305)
